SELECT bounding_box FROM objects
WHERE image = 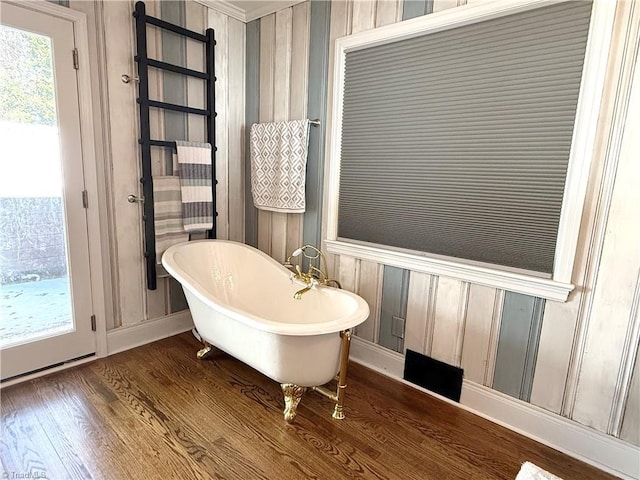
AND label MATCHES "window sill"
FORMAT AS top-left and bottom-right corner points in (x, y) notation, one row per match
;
(325, 239), (574, 302)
